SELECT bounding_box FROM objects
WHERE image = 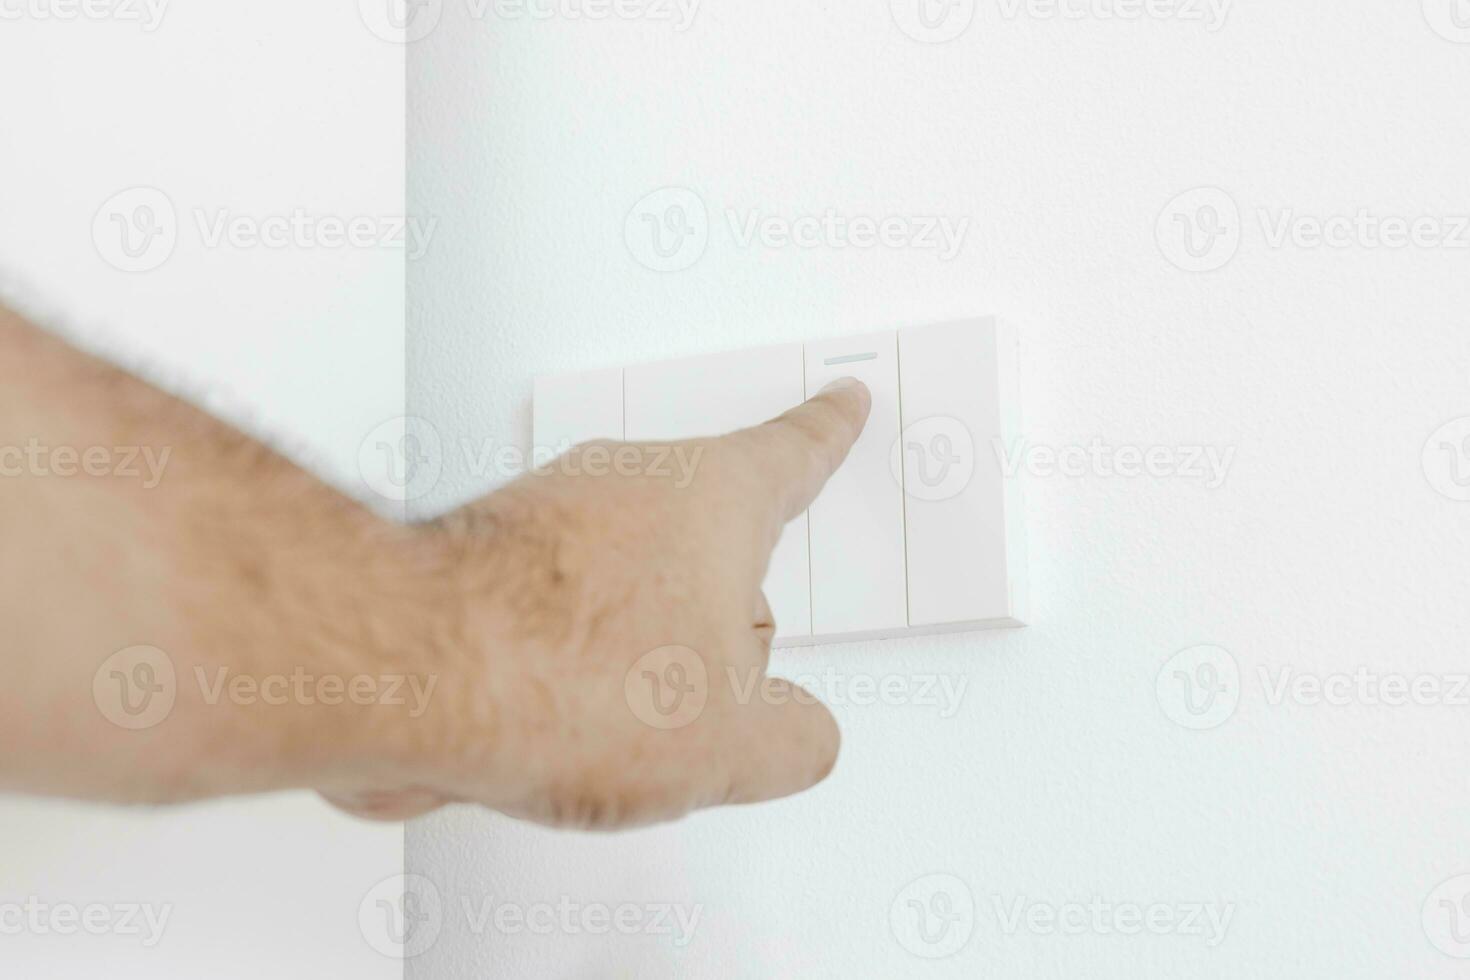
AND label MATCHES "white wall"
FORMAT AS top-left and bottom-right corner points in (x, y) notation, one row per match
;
(0, 5), (407, 976)
(406, 2), (1470, 977)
